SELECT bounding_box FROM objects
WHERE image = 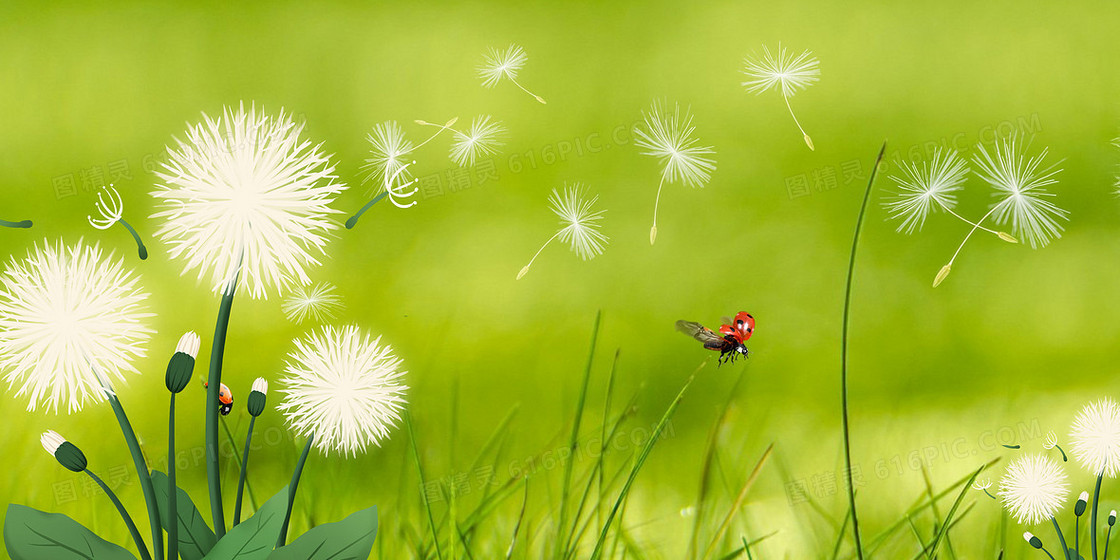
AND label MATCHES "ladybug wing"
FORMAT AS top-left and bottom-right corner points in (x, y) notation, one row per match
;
(676, 320), (728, 351)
